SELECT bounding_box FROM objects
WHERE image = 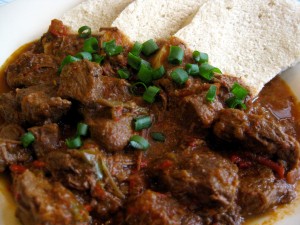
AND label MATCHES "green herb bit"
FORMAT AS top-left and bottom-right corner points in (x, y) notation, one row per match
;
(206, 85), (217, 102)
(129, 135), (150, 150)
(168, 46), (184, 65)
(199, 63), (222, 80)
(20, 132), (35, 148)
(170, 68), (188, 85)
(78, 26), (91, 38)
(142, 39), (159, 56)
